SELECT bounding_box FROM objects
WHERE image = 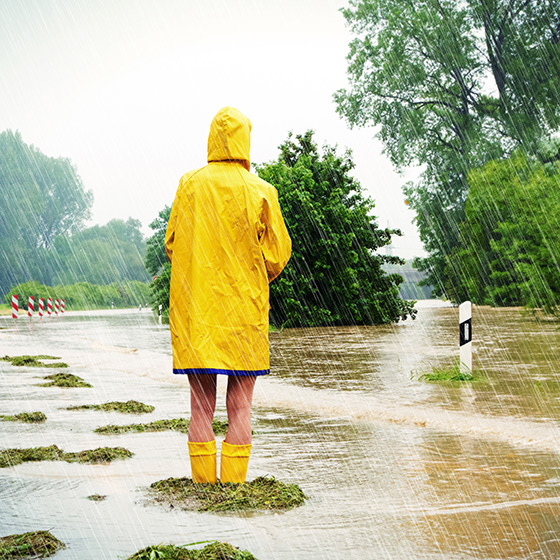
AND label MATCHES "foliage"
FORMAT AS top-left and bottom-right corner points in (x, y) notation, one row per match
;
(255, 131), (416, 326)
(38, 373), (92, 388)
(145, 206), (172, 320)
(150, 475), (307, 513)
(66, 400), (155, 414)
(447, 153), (560, 314)
(0, 130), (93, 295)
(146, 133), (415, 326)
(87, 494), (107, 502)
(0, 130), (152, 295)
(0, 530), (65, 558)
(149, 262), (171, 322)
(1, 355), (66, 368)
(415, 360), (477, 382)
(145, 206), (171, 277)
(5, 280), (150, 309)
(126, 541), (258, 560)
(335, 0), (560, 296)
(0, 412), (47, 423)
(52, 218), (150, 285)
(95, 418), (228, 435)
(0, 445), (133, 468)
